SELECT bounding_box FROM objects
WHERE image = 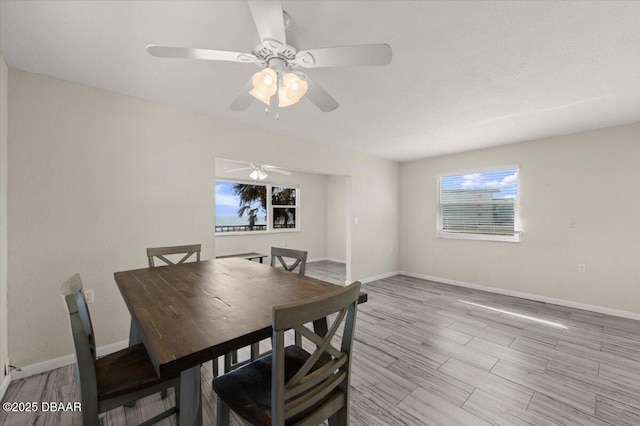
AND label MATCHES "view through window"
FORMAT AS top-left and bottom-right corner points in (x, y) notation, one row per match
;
(215, 181), (298, 233)
(438, 167), (519, 241)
